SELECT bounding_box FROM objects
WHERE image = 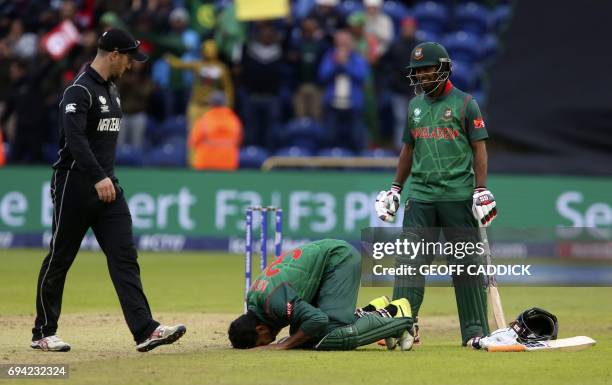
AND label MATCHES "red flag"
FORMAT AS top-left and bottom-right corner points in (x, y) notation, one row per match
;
(41, 21), (81, 61)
